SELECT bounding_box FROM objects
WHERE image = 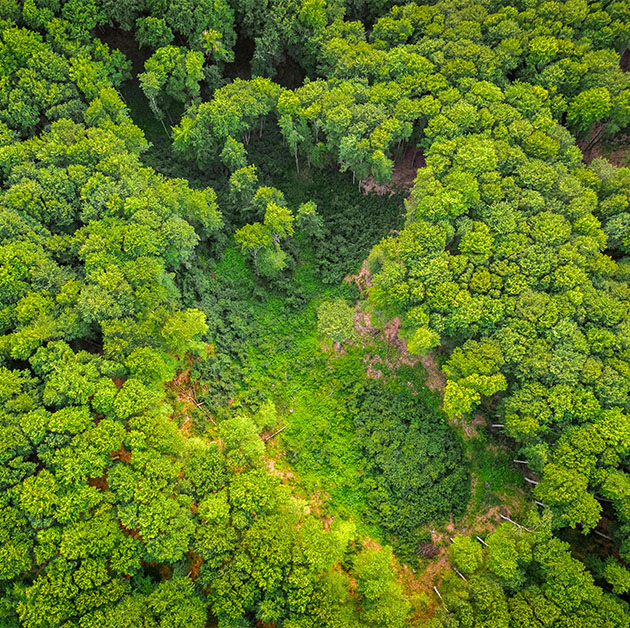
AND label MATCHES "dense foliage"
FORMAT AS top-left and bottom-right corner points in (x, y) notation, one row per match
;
(352, 383), (469, 561)
(435, 516), (630, 627)
(2, 0), (630, 626)
(171, 0), (630, 542)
